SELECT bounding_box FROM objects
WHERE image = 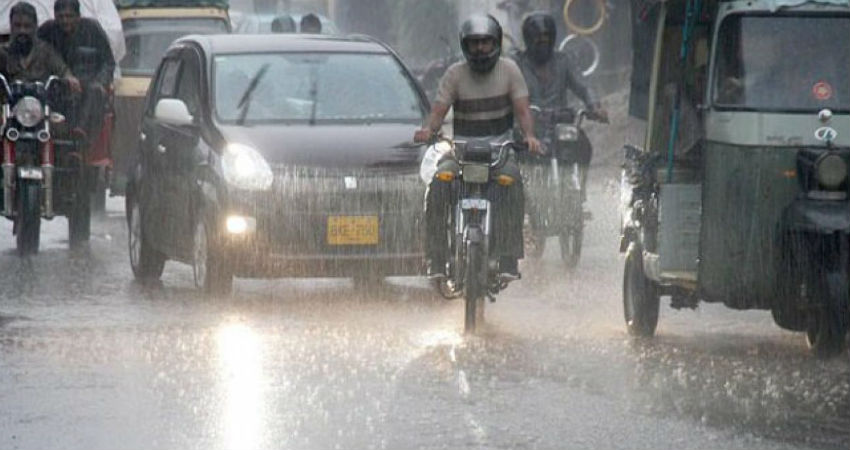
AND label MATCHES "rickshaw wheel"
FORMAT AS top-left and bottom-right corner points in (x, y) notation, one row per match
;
(623, 243), (660, 337)
(806, 308), (846, 358)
